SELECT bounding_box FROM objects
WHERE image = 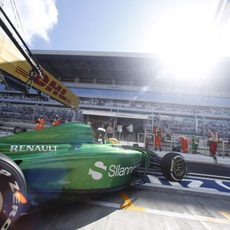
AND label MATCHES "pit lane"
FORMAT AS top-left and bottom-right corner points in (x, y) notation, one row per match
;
(13, 174), (230, 230)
